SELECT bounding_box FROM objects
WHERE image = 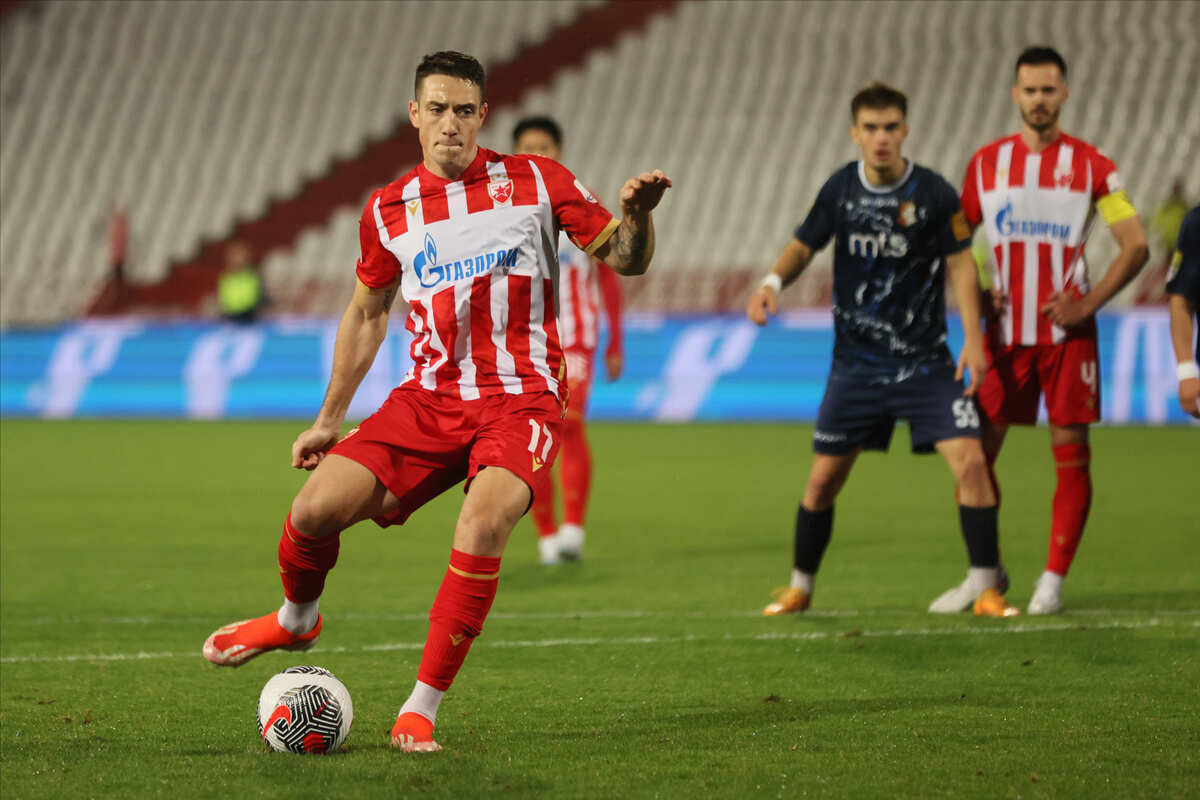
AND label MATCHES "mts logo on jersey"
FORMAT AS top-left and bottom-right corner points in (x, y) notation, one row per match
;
(995, 200), (1072, 240)
(849, 231), (909, 259)
(412, 232), (520, 289)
